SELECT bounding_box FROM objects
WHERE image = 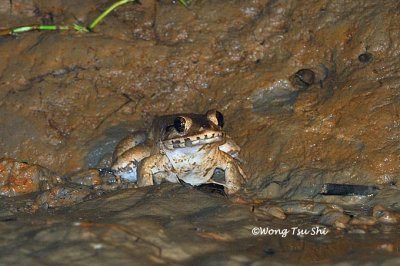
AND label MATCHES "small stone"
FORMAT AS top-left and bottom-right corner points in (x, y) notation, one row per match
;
(358, 52), (373, 63)
(290, 69), (315, 90)
(33, 184), (96, 210)
(319, 211), (350, 229)
(280, 201), (342, 216)
(68, 169), (103, 186)
(322, 205), (344, 214)
(349, 215), (377, 226)
(377, 243), (395, 252)
(372, 205), (399, 224)
(348, 228), (366, 234)
(264, 247), (275, 256)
